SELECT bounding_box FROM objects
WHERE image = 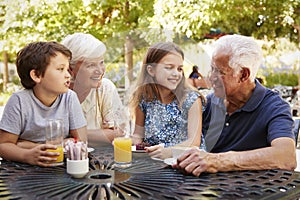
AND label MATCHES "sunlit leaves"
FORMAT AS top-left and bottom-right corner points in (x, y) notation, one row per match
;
(150, 0), (300, 43)
(0, 0), (154, 57)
